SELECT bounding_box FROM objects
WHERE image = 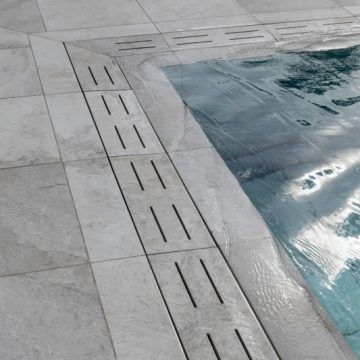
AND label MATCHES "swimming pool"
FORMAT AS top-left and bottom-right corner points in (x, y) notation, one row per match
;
(164, 47), (360, 357)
